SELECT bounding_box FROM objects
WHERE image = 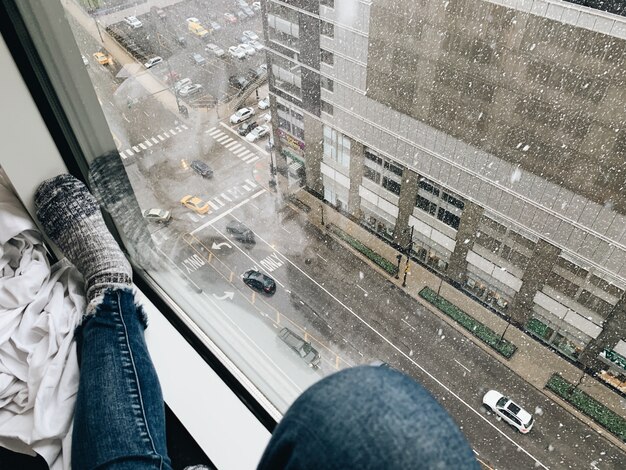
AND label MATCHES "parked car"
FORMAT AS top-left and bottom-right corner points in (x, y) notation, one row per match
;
(239, 43), (256, 56)
(228, 45), (246, 59)
(229, 75), (250, 89)
(258, 97), (270, 109)
(224, 12), (237, 24)
(174, 77), (192, 92)
(230, 107), (255, 124)
(246, 124), (269, 142)
(151, 6), (166, 20)
(176, 36), (187, 47)
(242, 269), (276, 294)
(236, 10), (247, 21)
(144, 56), (163, 69)
(210, 21), (221, 31)
(242, 6), (255, 17)
(81, 54), (89, 66)
(226, 220), (255, 243)
(251, 1), (261, 11)
(237, 120), (258, 136)
(205, 43), (225, 58)
(243, 30), (259, 41)
(93, 52), (112, 65)
(142, 208), (171, 223)
(179, 84), (203, 97)
(483, 390), (534, 434)
(186, 17), (201, 24)
(250, 40), (264, 51)
(261, 112), (271, 123)
(180, 195), (210, 214)
(278, 327), (321, 368)
(236, 0), (249, 8)
(191, 53), (206, 65)
(124, 16), (142, 28)
(190, 159), (213, 178)
(188, 22), (209, 39)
